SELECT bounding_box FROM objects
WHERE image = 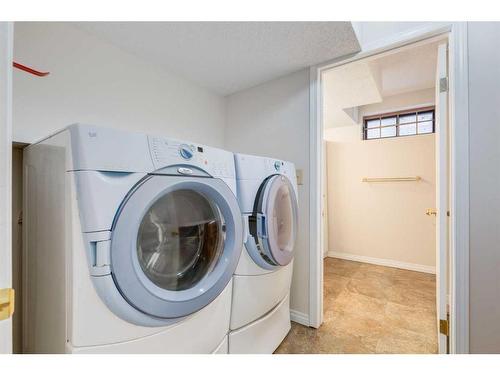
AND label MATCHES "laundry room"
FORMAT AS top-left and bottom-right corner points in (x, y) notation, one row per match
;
(317, 39), (441, 353)
(3, 15), (500, 362)
(8, 21), (363, 354)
